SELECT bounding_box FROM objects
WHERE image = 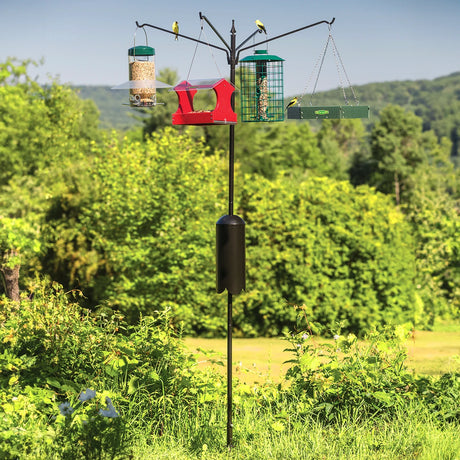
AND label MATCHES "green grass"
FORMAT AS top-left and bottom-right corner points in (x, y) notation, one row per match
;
(185, 329), (460, 383)
(2, 288), (458, 459)
(130, 403), (460, 459)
